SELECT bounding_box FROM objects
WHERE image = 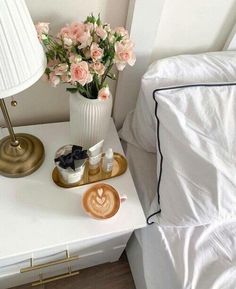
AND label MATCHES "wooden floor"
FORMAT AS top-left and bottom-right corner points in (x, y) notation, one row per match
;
(11, 253), (136, 289)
